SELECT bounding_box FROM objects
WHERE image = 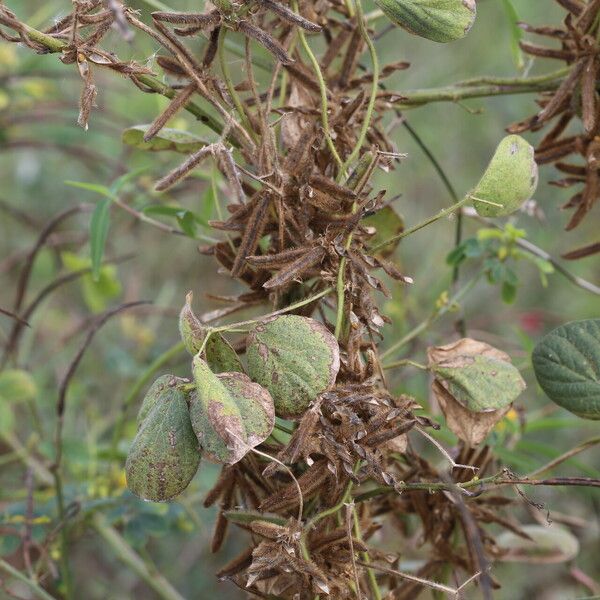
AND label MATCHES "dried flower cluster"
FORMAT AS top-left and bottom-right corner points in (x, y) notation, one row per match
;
(511, 0), (600, 257)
